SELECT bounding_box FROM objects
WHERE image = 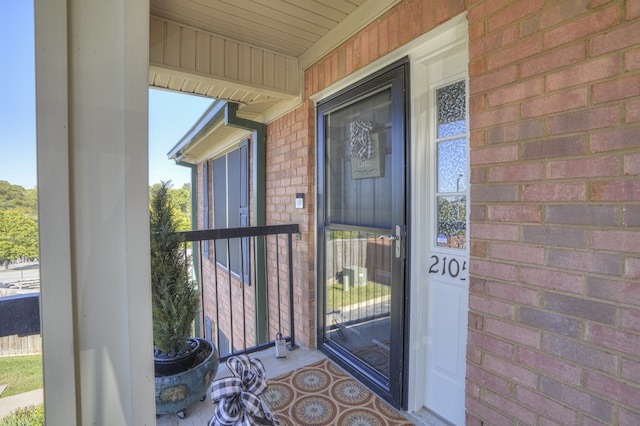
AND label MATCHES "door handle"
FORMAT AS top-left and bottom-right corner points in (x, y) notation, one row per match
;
(379, 225), (402, 258)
